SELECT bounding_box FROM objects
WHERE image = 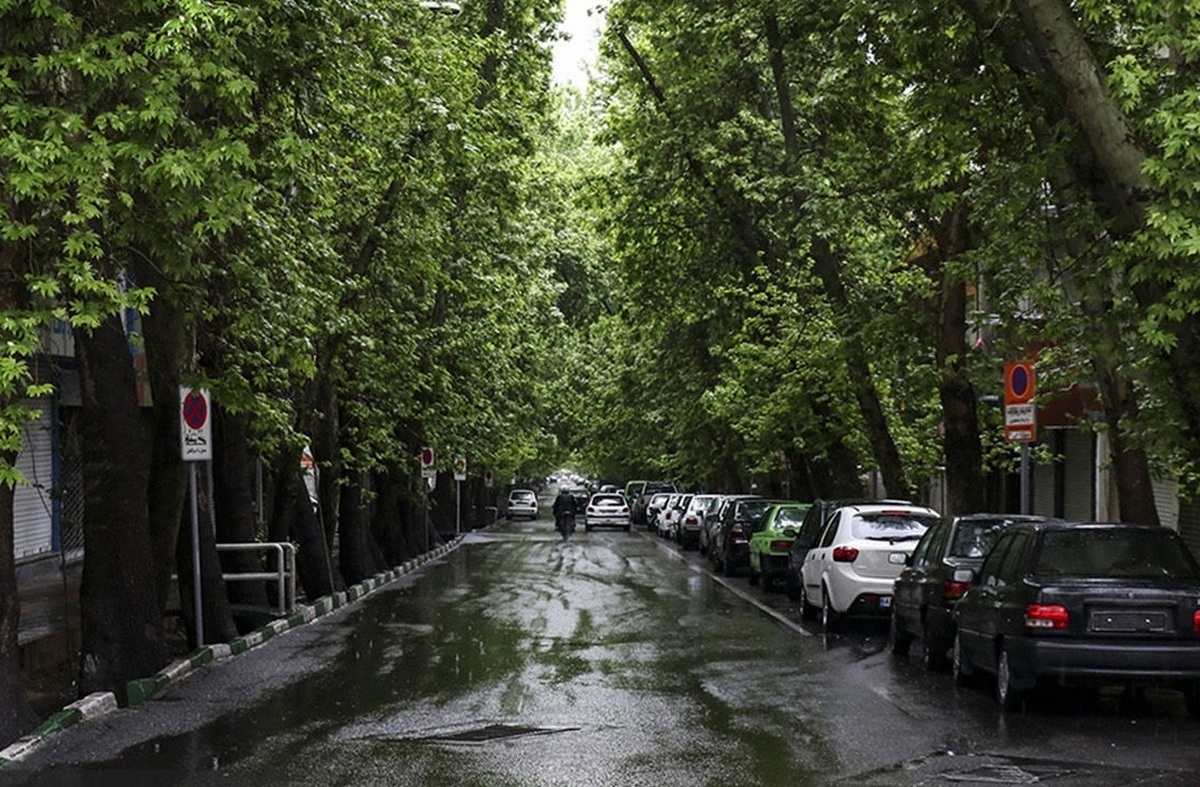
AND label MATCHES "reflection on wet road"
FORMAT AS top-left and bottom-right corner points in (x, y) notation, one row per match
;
(6, 519), (1199, 786)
